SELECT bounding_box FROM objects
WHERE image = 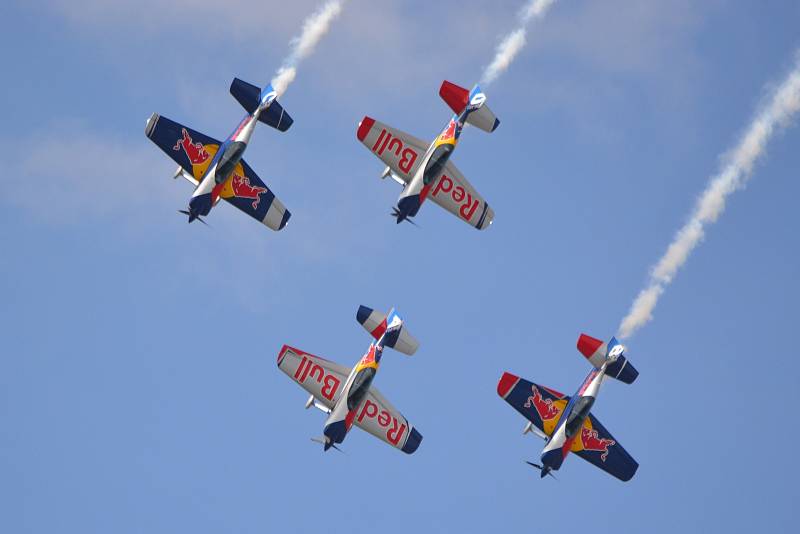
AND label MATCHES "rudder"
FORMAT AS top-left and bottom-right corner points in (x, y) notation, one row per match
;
(438, 80), (500, 133)
(356, 305), (419, 355)
(577, 334), (639, 384)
